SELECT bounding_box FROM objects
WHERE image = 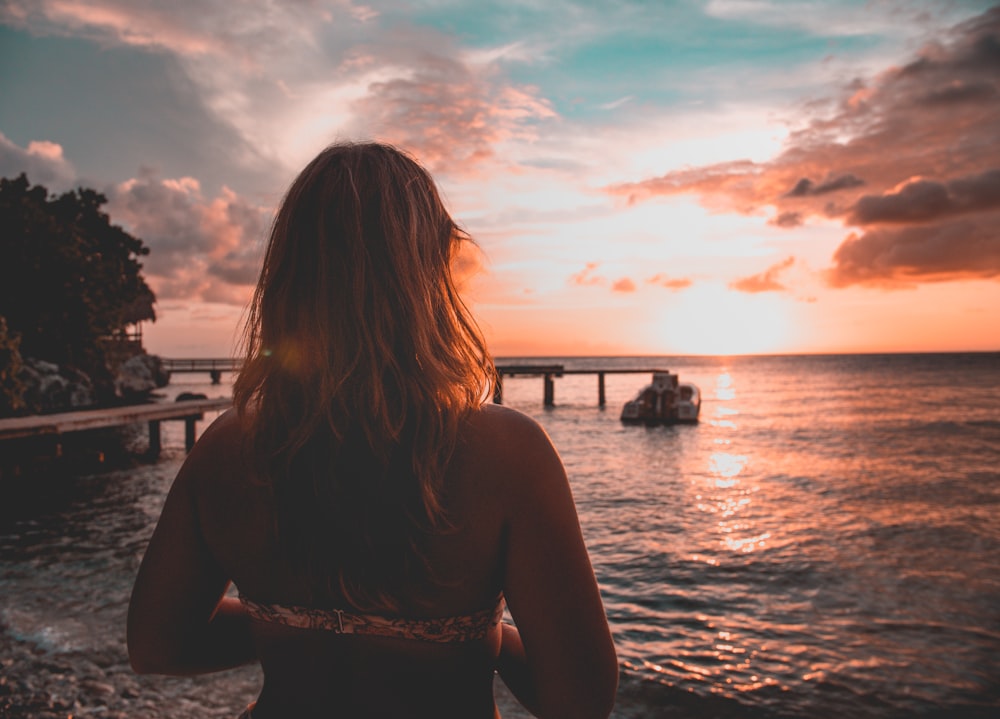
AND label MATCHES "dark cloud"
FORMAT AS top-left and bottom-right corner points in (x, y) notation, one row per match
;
(646, 274), (693, 291)
(784, 174), (864, 197)
(729, 256), (796, 293)
(606, 6), (1000, 288)
(849, 168), (1000, 224)
(827, 215), (1000, 287)
(770, 211), (804, 228)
